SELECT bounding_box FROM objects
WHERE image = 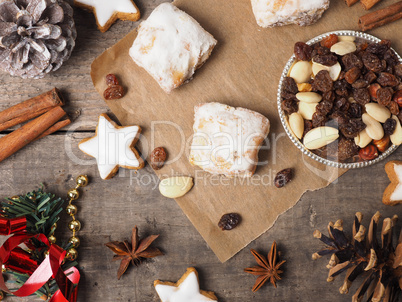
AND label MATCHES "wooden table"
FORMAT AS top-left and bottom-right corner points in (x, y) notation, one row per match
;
(0, 0), (401, 301)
